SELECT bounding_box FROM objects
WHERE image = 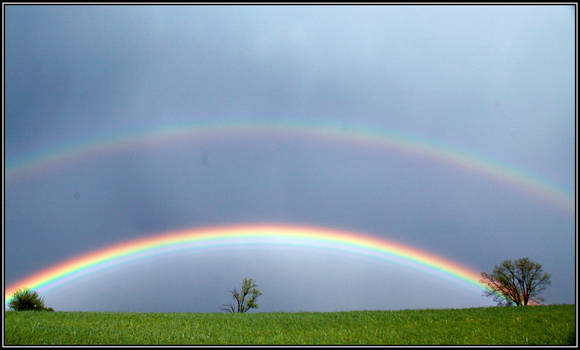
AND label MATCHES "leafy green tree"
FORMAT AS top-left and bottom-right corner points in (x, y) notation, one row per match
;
(480, 257), (551, 306)
(9, 288), (53, 311)
(222, 277), (262, 313)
